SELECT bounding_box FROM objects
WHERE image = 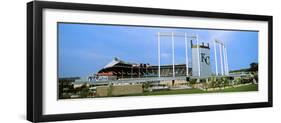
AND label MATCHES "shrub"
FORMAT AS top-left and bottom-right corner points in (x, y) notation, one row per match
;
(188, 79), (197, 88)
